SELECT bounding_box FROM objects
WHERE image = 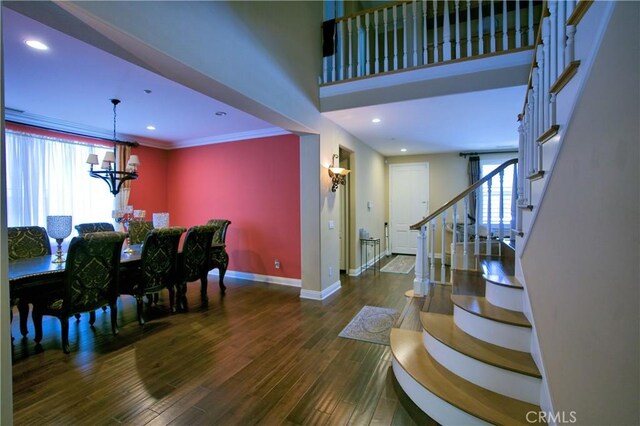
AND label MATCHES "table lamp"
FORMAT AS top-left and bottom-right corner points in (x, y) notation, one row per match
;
(47, 215), (72, 264)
